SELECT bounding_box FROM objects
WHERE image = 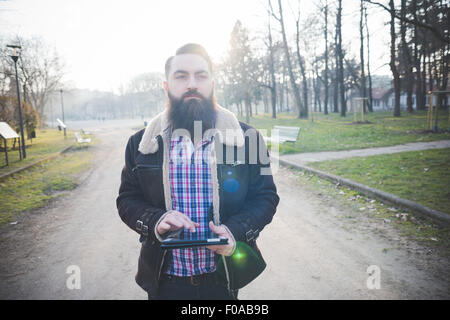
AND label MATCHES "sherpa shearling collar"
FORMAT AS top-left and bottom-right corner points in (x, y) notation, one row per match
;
(138, 104), (245, 154)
